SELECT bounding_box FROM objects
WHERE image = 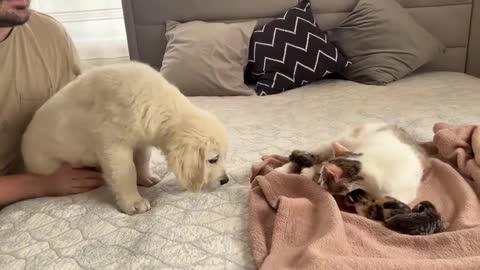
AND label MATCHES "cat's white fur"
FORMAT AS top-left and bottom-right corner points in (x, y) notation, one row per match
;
(276, 123), (425, 204)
